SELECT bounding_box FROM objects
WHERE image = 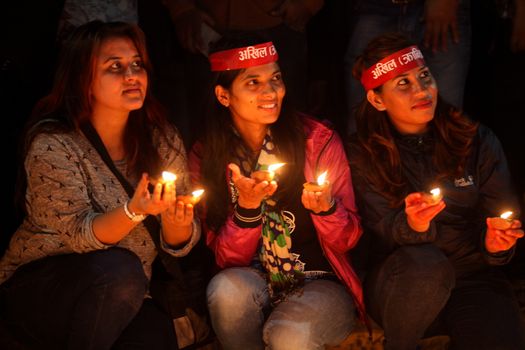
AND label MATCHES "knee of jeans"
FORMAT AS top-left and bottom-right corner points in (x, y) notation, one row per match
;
(85, 248), (147, 302)
(264, 321), (312, 350)
(393, 245), (455, 290)
(207, 268), (266, 313)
